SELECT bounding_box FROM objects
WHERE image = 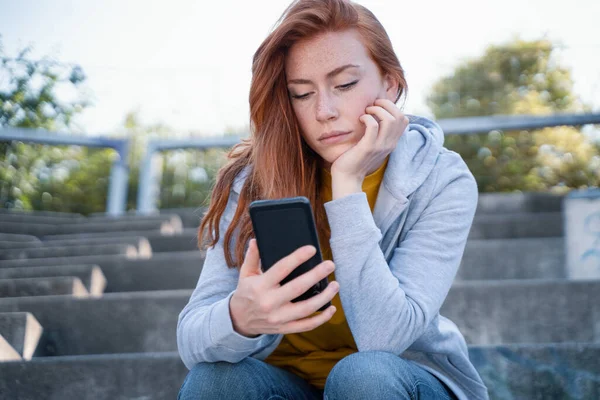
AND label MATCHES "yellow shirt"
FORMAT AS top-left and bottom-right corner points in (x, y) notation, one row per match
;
(264, 156), (390, 389)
